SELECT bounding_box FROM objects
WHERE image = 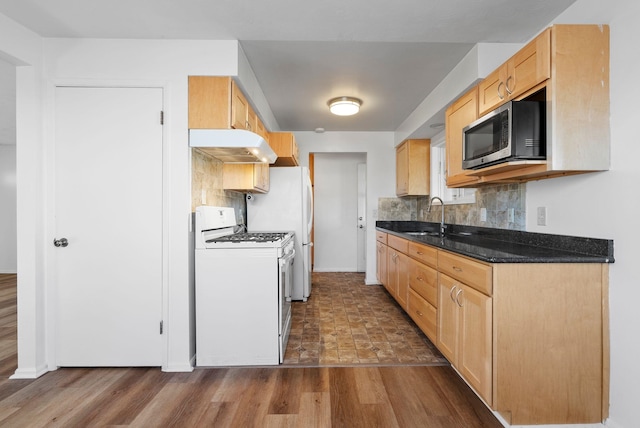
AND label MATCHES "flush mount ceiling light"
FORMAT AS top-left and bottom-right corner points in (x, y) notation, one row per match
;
(328, 96), (362, 116)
